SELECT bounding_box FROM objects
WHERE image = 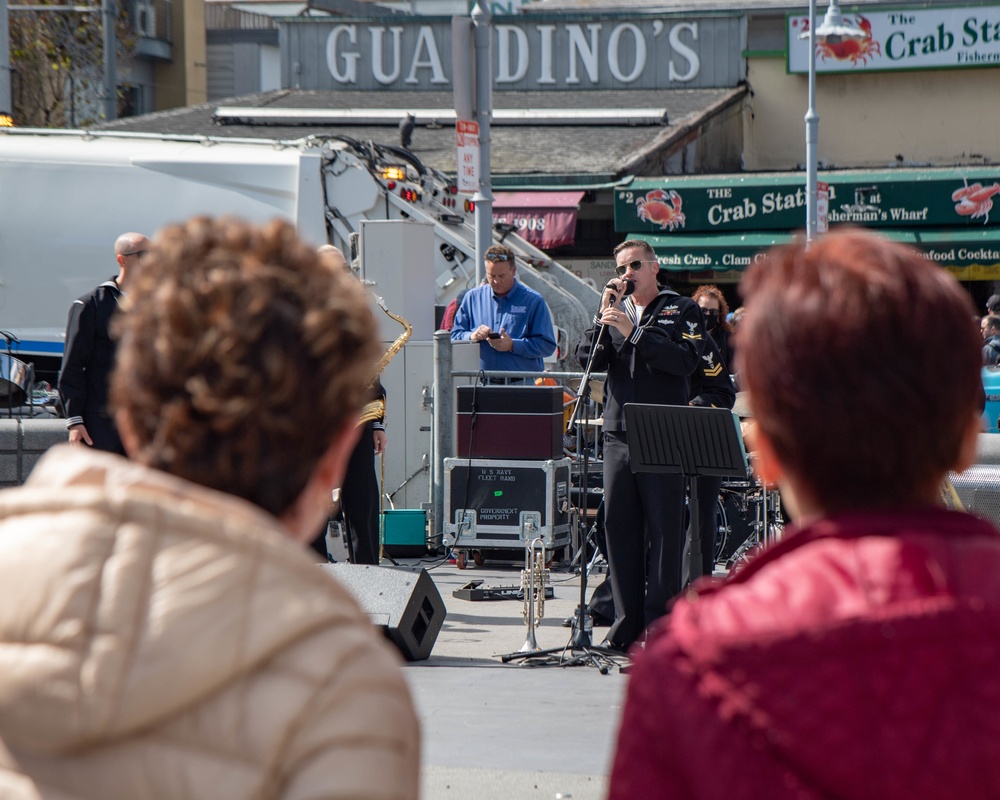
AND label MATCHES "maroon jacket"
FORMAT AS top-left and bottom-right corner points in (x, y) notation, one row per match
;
(609, 507), (1000, 800)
